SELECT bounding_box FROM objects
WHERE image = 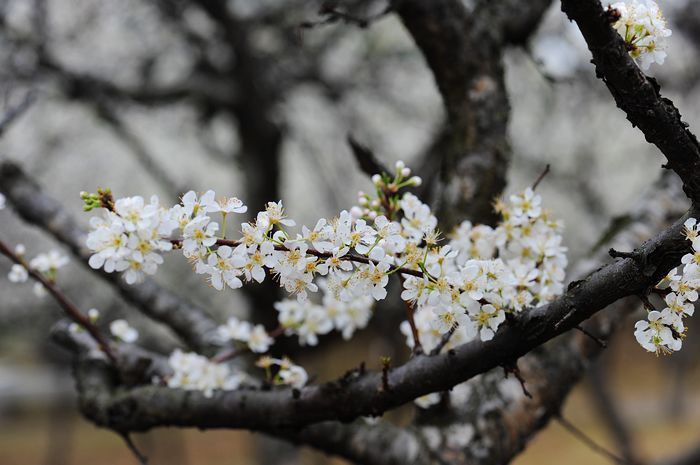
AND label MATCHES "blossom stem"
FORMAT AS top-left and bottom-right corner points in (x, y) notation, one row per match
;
(168, 237), (425, 278)
(399, 274), (423, 354)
